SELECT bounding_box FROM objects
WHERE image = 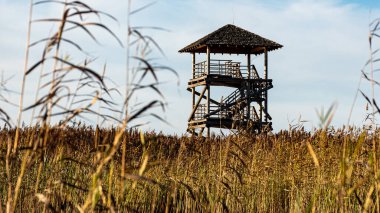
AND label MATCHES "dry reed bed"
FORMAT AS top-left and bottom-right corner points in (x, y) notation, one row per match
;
(0, 127), (375, 212)
(0, 0), (377, 212)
